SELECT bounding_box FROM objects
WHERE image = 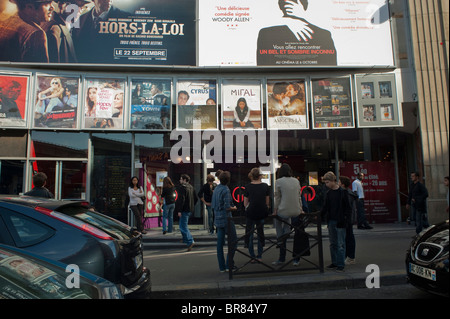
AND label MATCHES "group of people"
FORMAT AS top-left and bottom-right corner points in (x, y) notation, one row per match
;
(0, 0), (127, 64)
